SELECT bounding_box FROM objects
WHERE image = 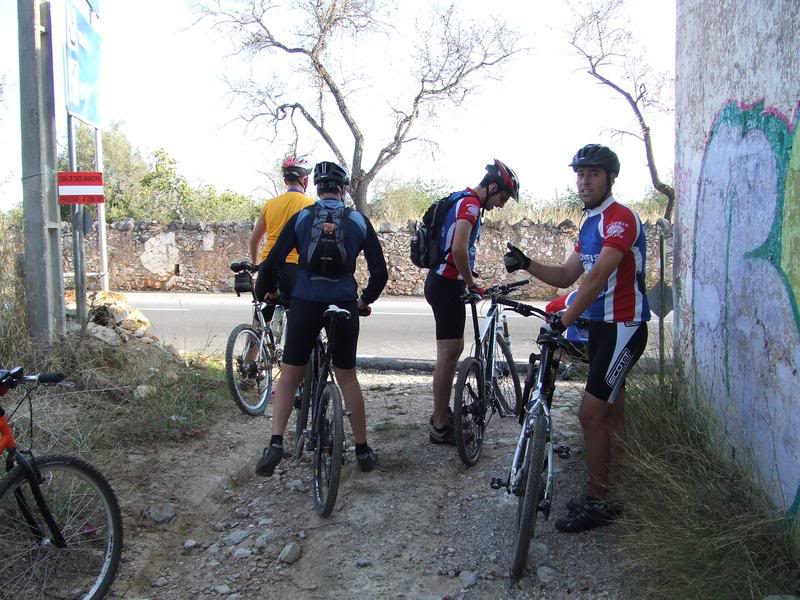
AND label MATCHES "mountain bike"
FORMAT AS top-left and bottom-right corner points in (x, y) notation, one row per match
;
(0, 367), (123, 599)
(483, 300), (588, 579)
(225, 261), (286, 415)
(452, 280), (527, 466)
(292, 305), (353, 517)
